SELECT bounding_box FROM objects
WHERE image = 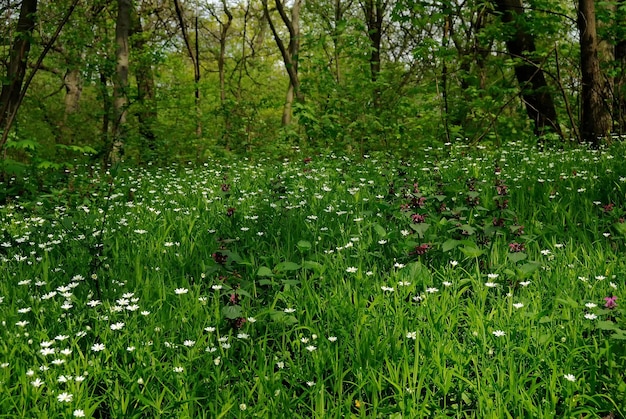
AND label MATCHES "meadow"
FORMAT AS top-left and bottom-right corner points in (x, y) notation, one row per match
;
(1, 141), (626, 418)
